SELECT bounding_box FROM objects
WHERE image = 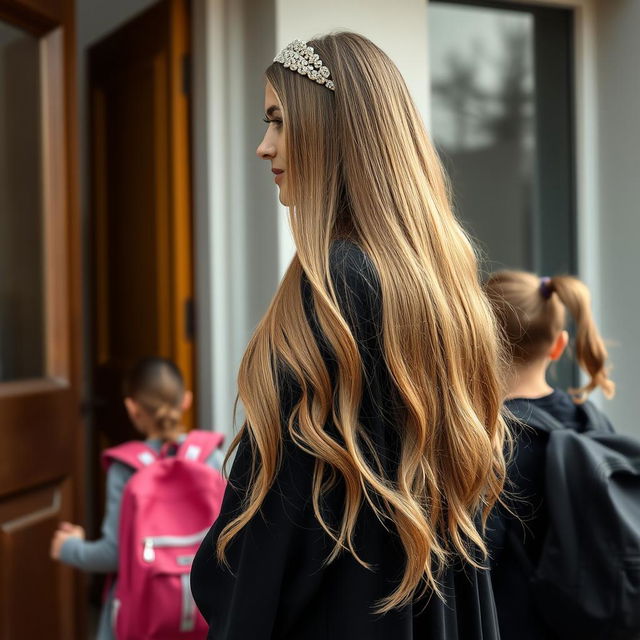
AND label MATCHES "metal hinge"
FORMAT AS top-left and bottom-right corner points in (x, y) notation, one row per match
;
(184, 298), (195, 341)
